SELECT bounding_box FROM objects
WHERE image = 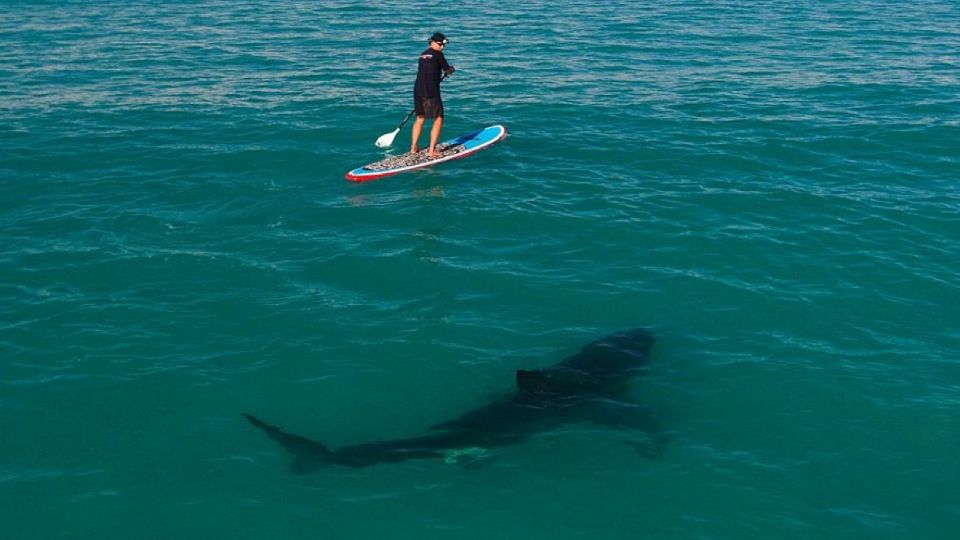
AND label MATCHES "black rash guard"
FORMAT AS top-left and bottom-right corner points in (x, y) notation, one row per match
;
(414, 48), (451, 98)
